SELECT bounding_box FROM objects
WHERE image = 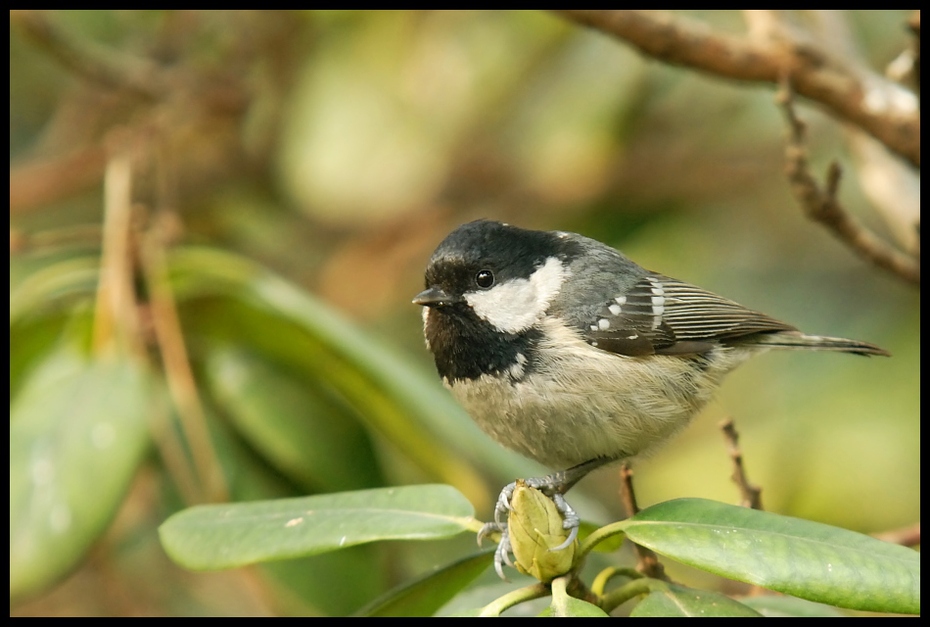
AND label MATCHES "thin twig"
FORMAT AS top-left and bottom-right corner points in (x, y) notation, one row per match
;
(618, 463), (667, 580)
(777, 80), (920, 285)
(140, 220), (228, 503)
(554, 10), (919, 168)
(719, 418), (763, 510)
(872, 522), (920, 547)
(719, 418), (766, 597)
